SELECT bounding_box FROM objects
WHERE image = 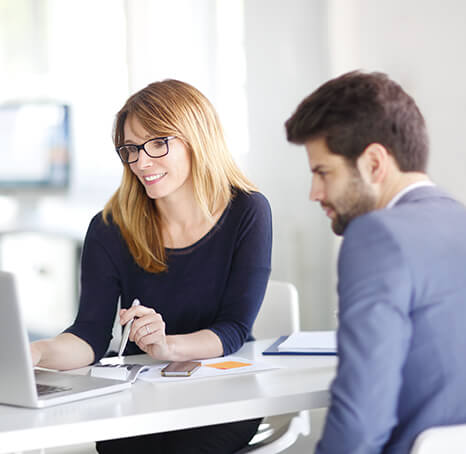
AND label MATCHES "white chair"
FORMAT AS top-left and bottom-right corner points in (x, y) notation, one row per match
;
(236, 280), (311, 454)
(252, 280), (300, 341)
(411, 424), (466, 454)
